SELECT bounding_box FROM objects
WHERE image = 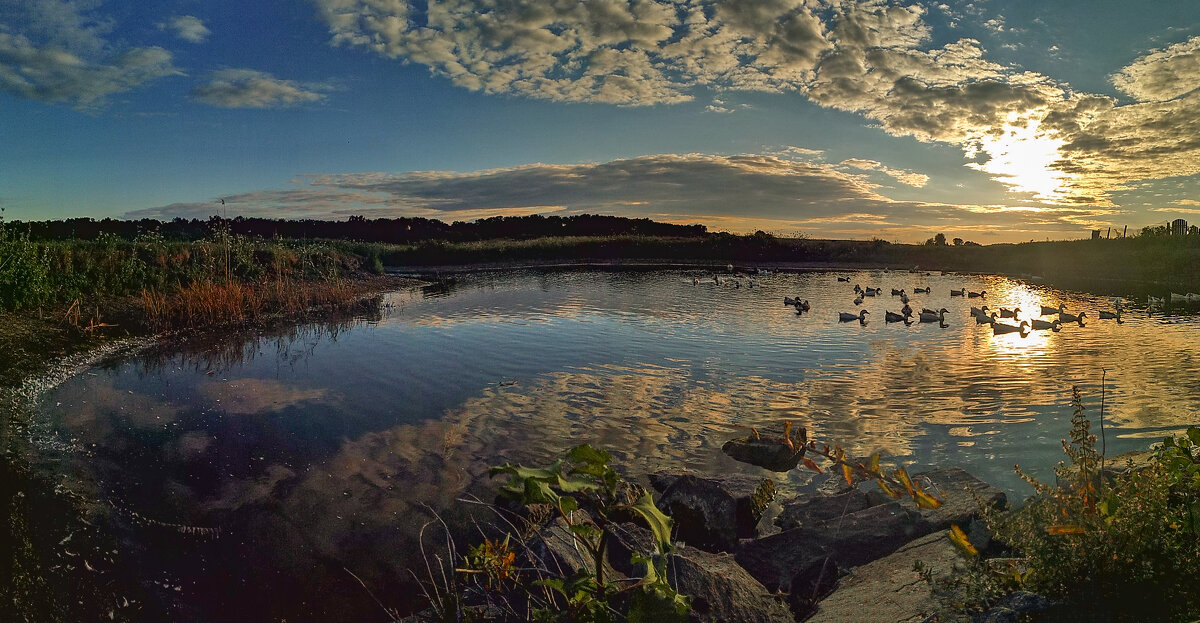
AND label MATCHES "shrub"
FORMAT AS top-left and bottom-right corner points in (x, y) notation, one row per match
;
(941, 387), (1200, 621)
